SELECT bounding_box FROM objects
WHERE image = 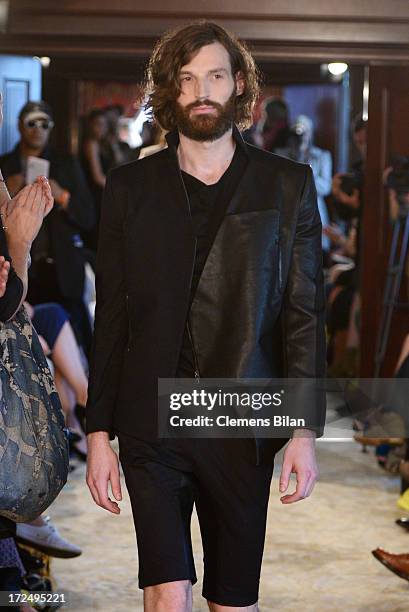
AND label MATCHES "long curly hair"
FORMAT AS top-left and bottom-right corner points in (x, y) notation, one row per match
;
(144, 21), (260, 131)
